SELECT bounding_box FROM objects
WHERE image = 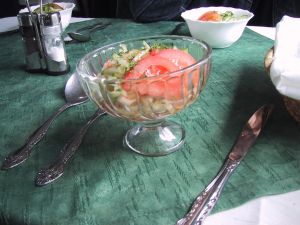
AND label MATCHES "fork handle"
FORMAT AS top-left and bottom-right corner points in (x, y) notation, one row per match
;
(76, 22), (105, 31)
(1, 102), (72, 170)
(176, 159), (239, 225)
(88, 23), (110, 33)
(35, 109), (107, 186)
